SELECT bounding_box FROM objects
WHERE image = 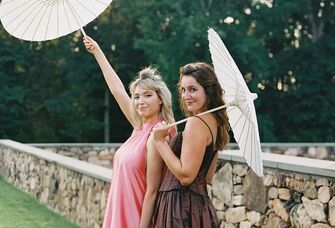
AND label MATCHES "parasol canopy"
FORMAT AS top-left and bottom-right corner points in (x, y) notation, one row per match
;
(0, 0), (113, 41)
(208, 28), (263, 177)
